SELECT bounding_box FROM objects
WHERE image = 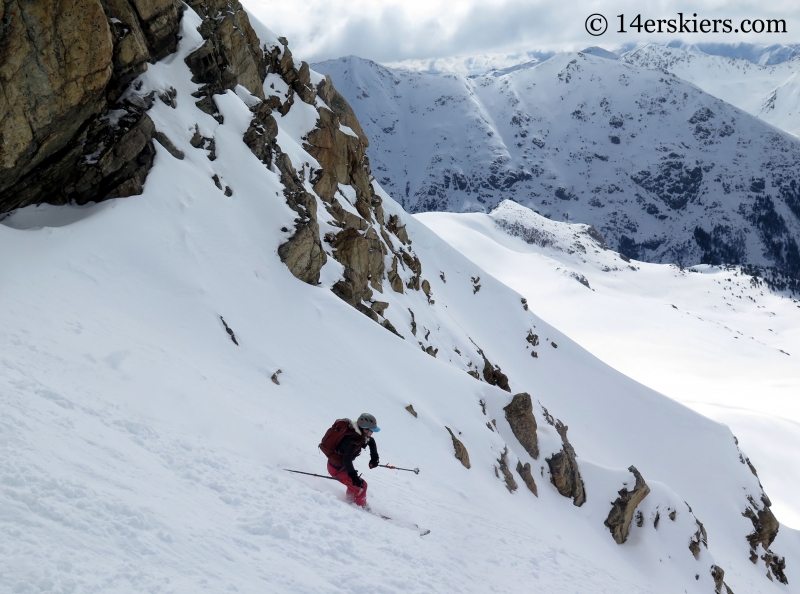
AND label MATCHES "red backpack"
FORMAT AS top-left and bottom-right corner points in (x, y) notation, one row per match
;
(319, 419), (357, 466)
